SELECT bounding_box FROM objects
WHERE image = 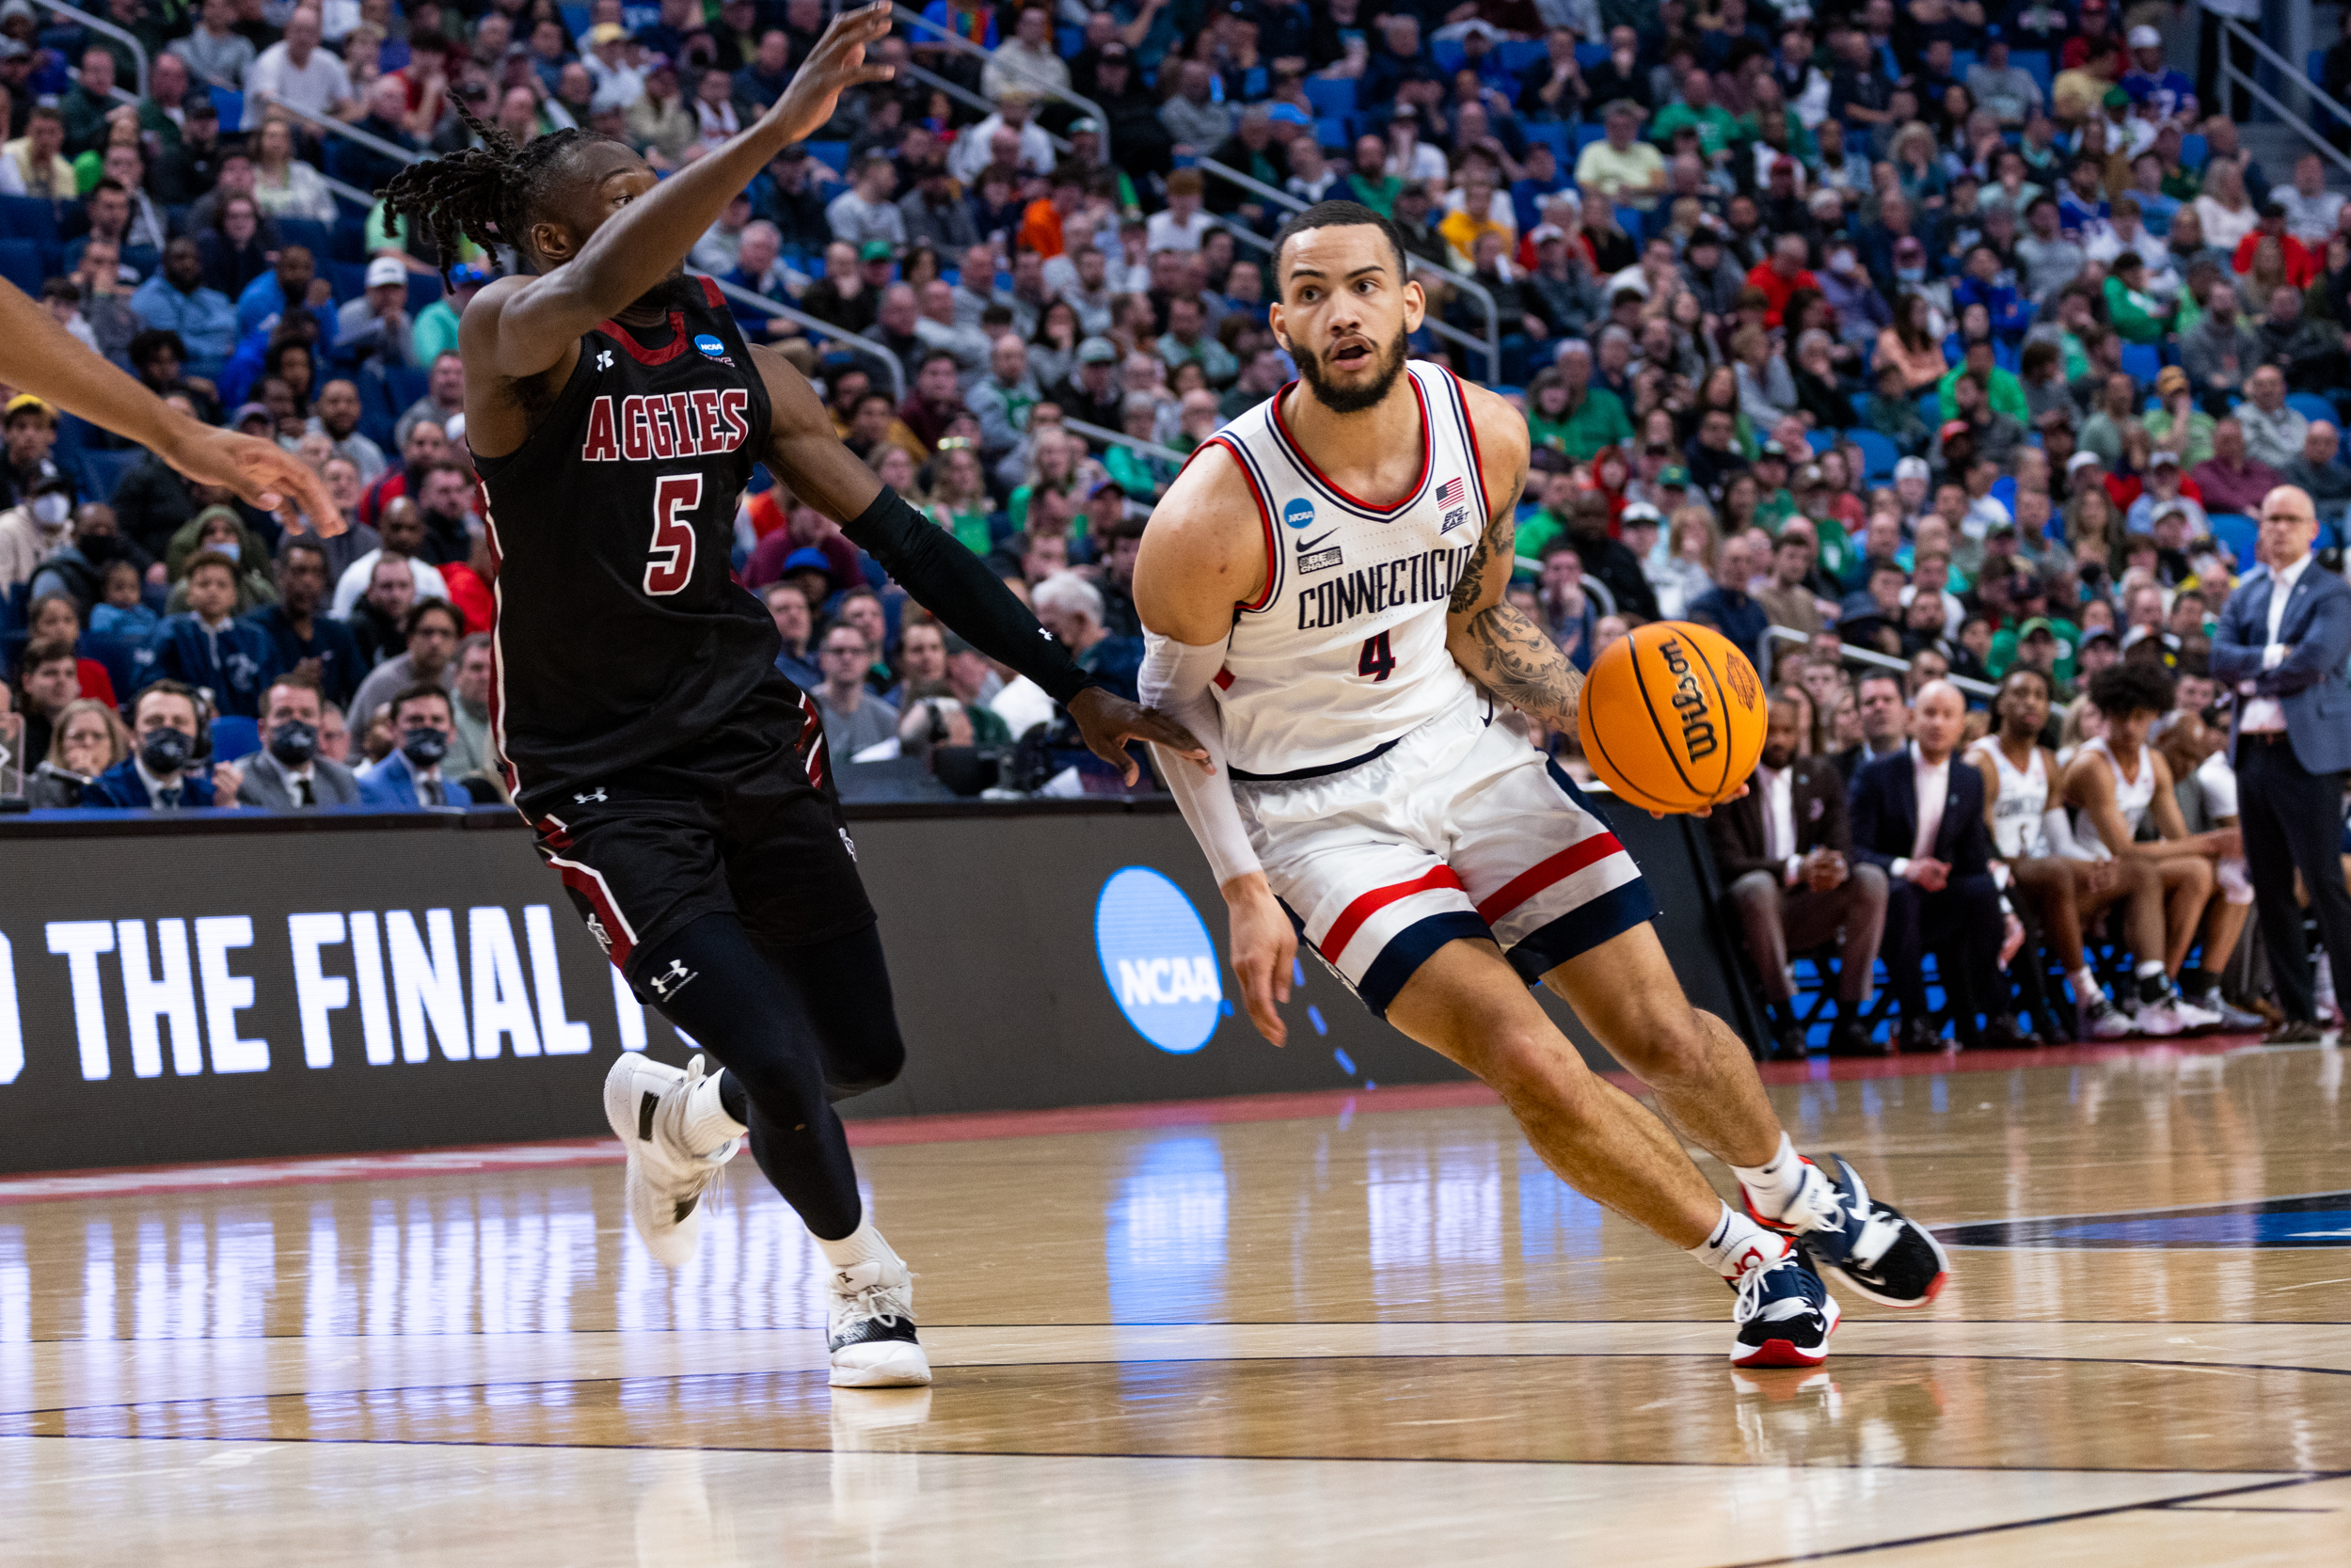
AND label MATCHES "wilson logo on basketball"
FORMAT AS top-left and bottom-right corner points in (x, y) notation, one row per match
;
(1657, 635), (1720, 762)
